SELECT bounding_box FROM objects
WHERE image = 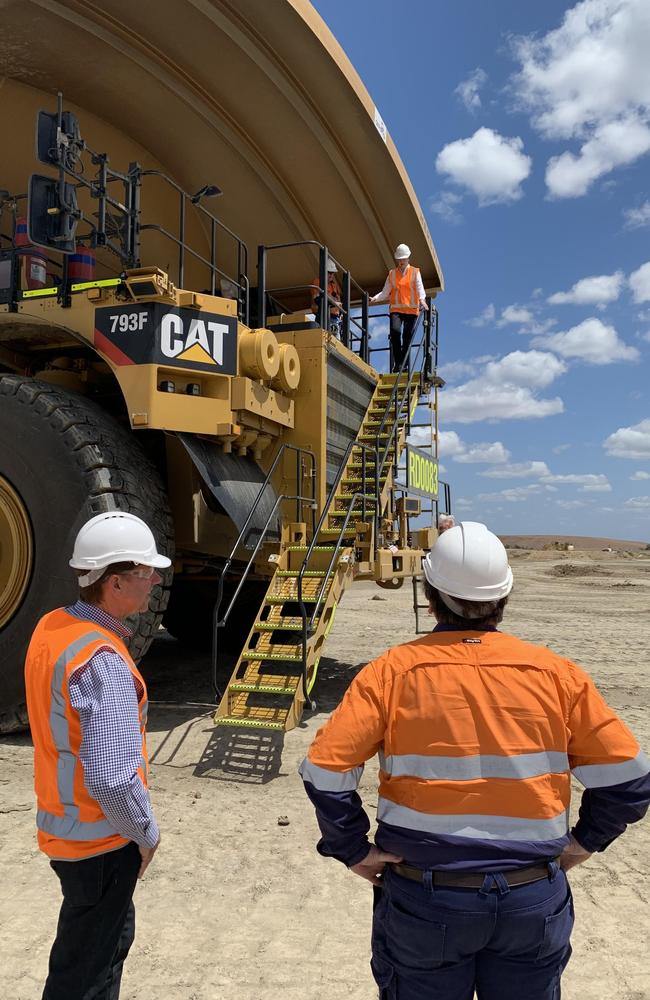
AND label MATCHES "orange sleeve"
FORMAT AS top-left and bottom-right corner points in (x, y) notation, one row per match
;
(308, 660), (386, 772)
(566, 661), (648, 786)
